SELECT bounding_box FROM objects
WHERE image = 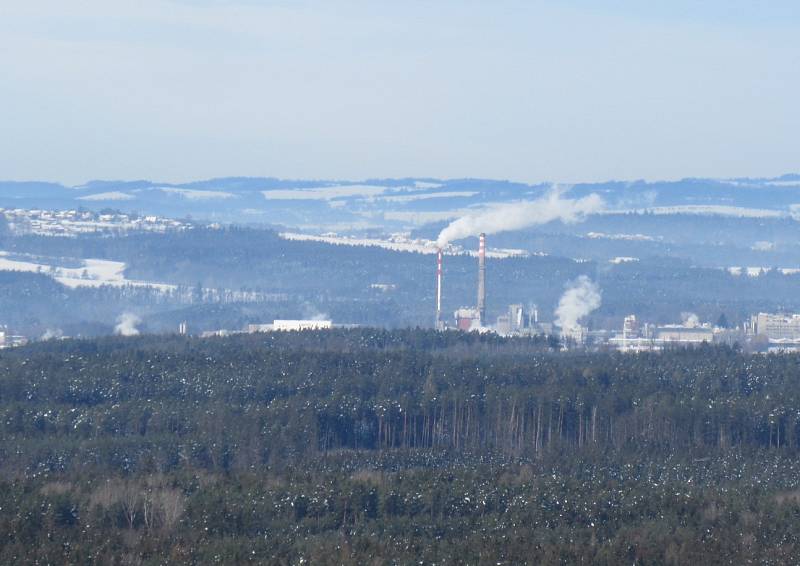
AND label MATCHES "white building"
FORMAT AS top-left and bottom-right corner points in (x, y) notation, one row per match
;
(623, 315), (639, 338)
(271, 320), (332, 332)
(247, 320), (333, 333)
(751, 313), (800, 341)
(559, 325), (586, 346)
(655, 325), (714, 344)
